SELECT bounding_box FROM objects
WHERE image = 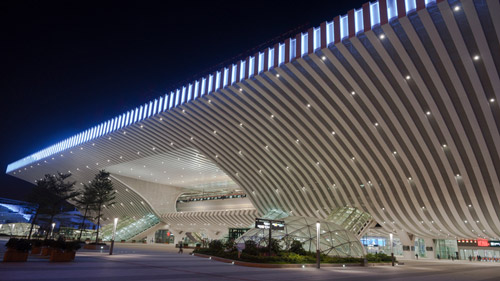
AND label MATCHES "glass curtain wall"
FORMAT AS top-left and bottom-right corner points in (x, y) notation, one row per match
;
(415, 238), (426, 258)
(435, 239), (458, 259)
